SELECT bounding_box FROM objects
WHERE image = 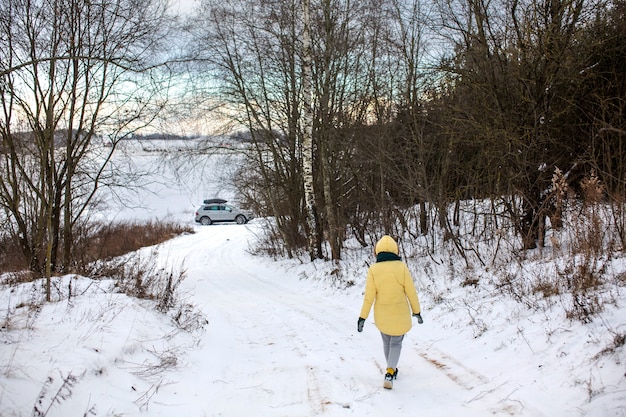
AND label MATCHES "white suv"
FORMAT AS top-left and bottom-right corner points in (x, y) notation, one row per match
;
(194, 199), (252, 225)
